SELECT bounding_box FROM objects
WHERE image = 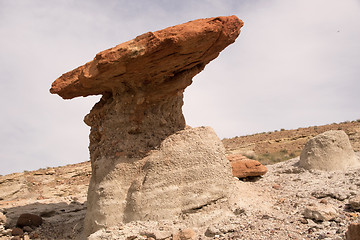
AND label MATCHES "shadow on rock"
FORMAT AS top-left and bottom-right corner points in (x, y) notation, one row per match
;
(2, 200), (86, 239)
